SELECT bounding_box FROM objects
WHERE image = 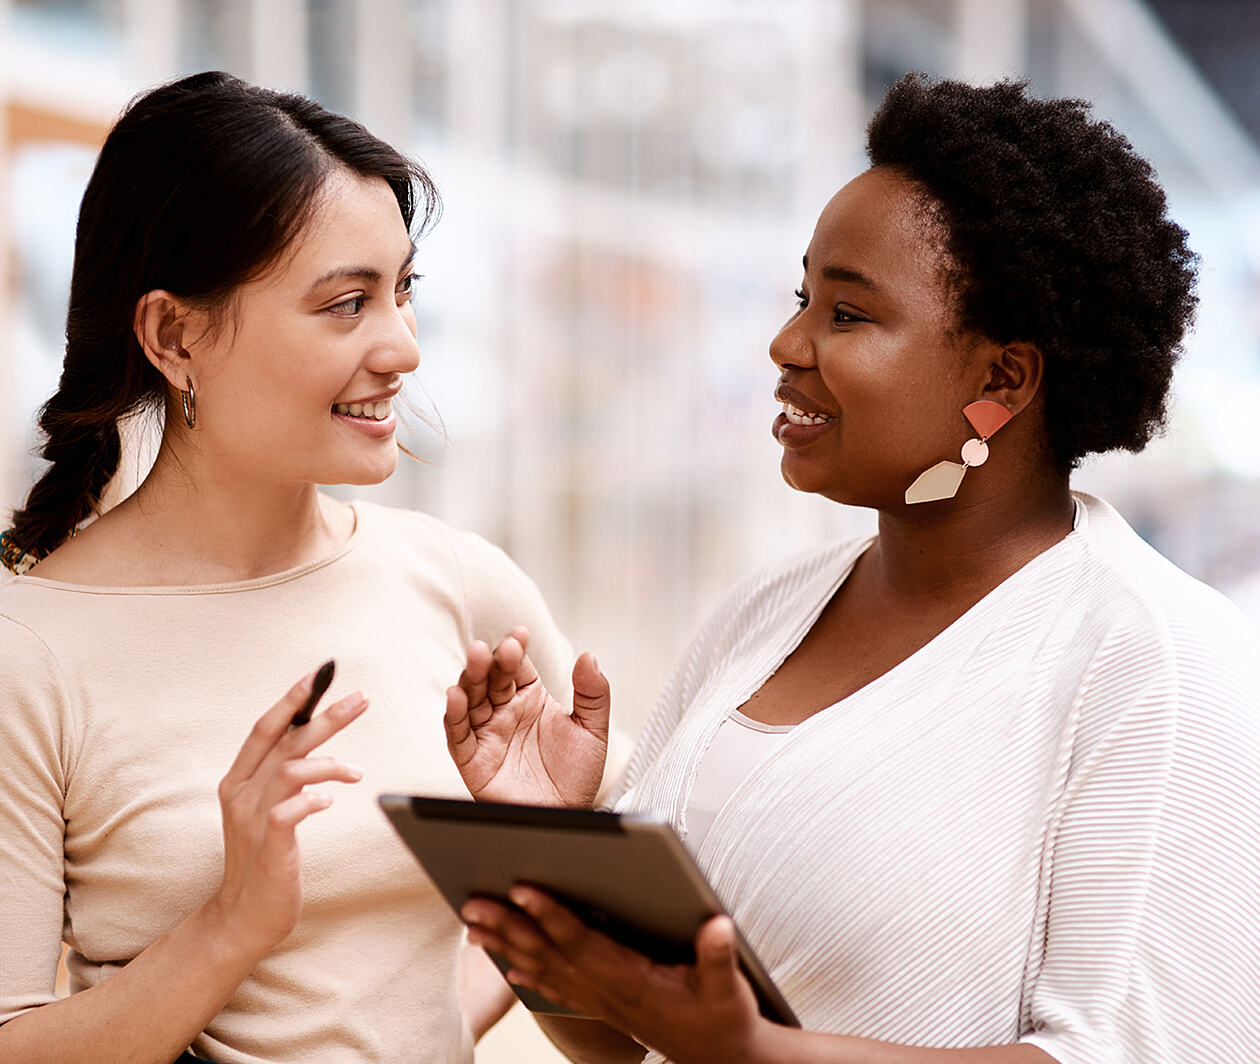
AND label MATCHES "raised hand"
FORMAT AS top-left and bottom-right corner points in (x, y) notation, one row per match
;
(209, 669), (368, 957)
(444, 626), (609, 809)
